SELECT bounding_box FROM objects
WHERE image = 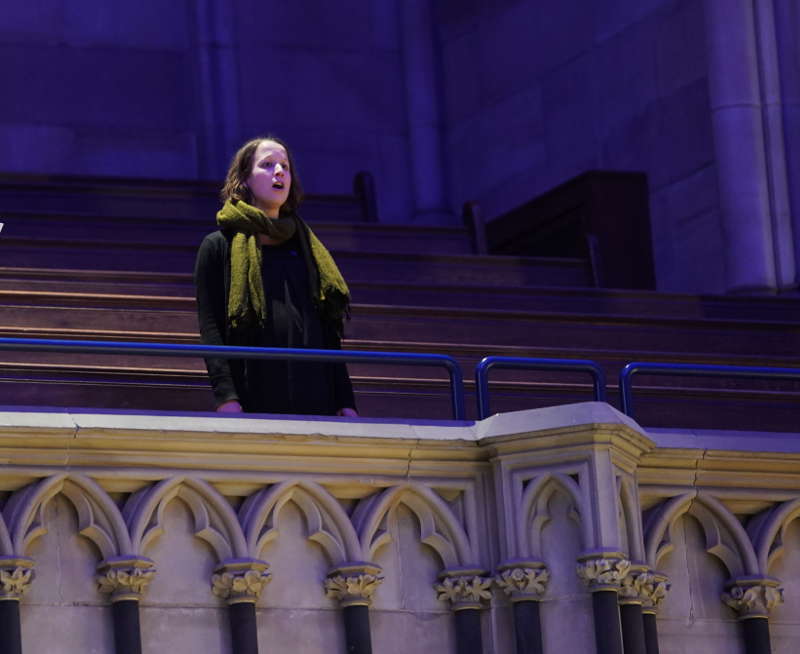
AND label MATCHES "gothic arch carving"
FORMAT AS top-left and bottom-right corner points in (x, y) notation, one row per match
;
(517, 473), (586, 558)
(125, 476), (247, 562)
(749, 497), (800, 573)
(239, 480), (362, 564)
(3, 474), (131, 560)
(644, 491), (758, 576)
(352, 484), (475, 568)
